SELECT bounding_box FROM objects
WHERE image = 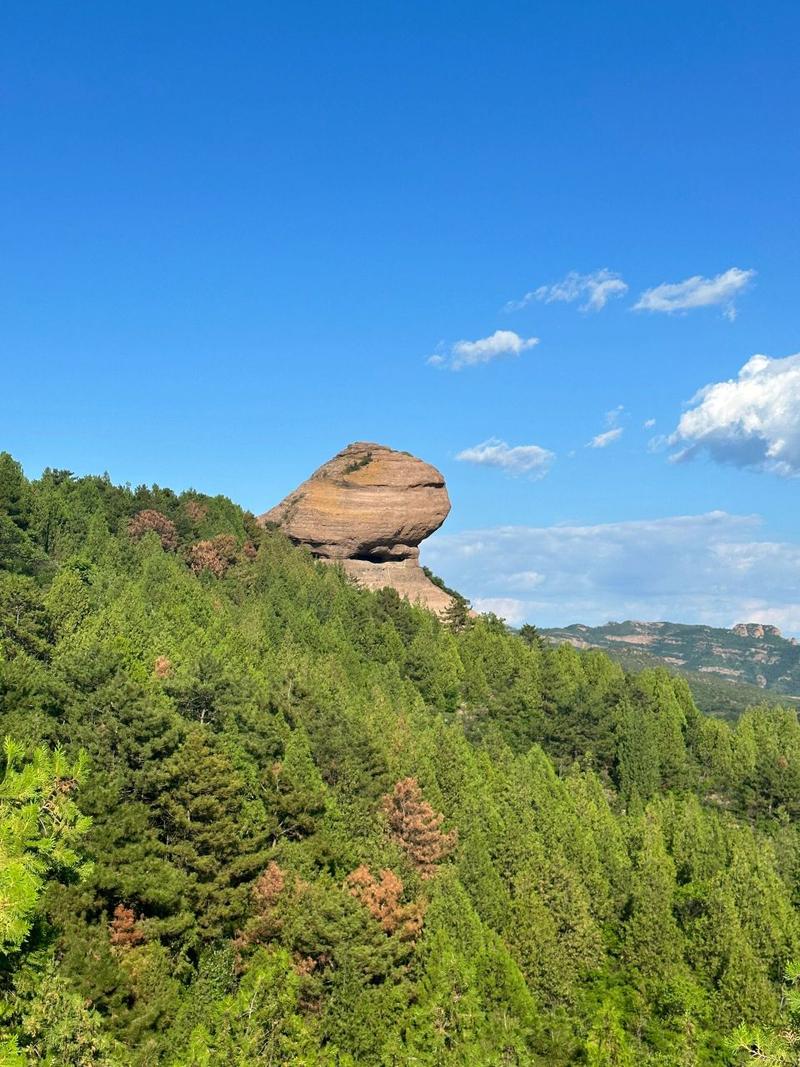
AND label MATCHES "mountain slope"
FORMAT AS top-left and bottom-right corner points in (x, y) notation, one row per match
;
(3, 452), (800, 1064)
(543, 619), (800, 698)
